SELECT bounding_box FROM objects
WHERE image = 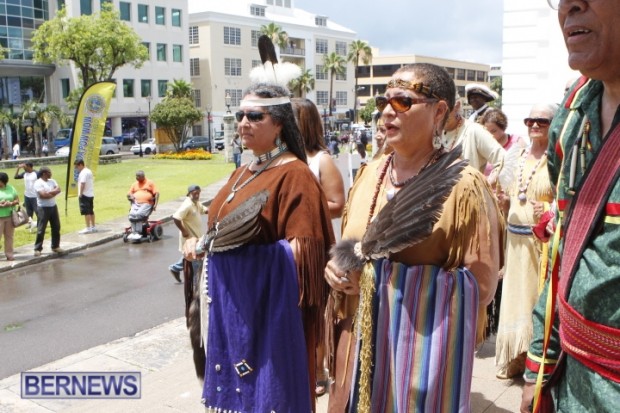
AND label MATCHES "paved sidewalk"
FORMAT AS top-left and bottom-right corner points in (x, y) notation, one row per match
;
(0, 160), (523, 412)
